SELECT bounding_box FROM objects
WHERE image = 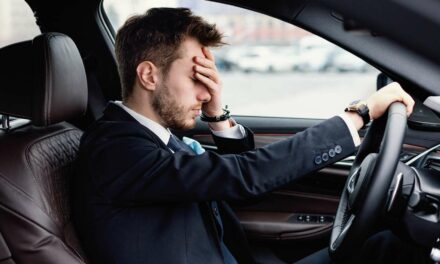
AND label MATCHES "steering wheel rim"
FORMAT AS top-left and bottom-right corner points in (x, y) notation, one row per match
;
(329, 102), (408, 260)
